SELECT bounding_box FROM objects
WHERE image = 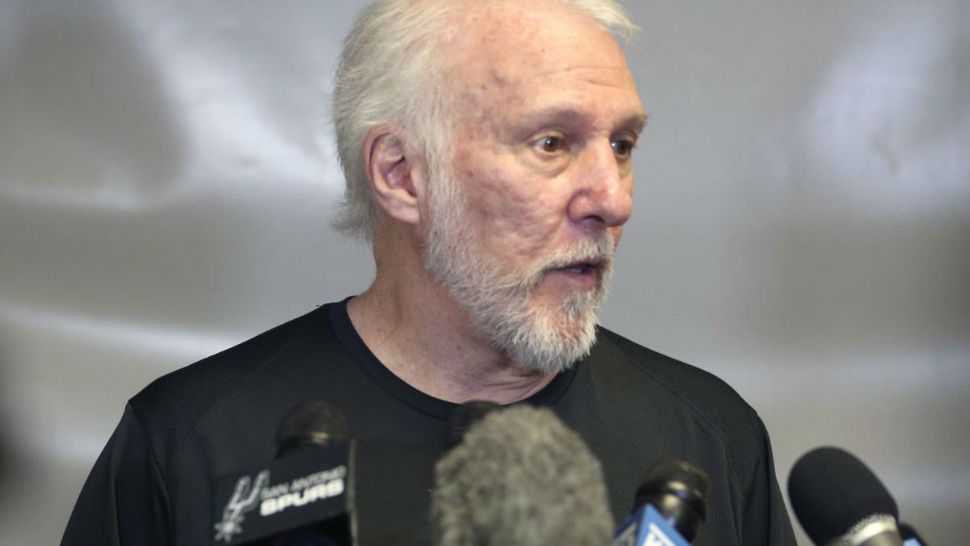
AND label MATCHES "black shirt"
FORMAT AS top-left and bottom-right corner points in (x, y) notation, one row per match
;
(62, 299), (796, 545)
